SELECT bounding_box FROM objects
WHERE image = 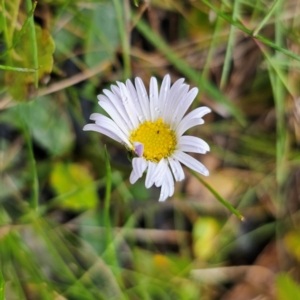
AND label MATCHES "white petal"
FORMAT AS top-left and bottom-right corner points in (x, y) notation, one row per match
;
(90, 114), (131, 146)
(178, 136), (210, 154)
(158, 167), (174, 201)
(165, 167), (174, 197)
(130, 157), (148, 184)
(129, 169), (139, 184)
(176, 118), (204, 137)
(110, 84), (121, 97)
(163, 78), (185, 121)
(132, 157), (147, 178)
(168, 157), (185, 181)
(83, 124), (122, 144)
(126, 79), (145, 123)
(172, 151), (209, 176)
(102, 89), (134, 130)
(99, 97), (130, 135)
(172, 87), (198, 126)
(135, 77), (151, 121)
(149, 77), (159, 121)
(159, 183), (168, 202)
(172, 83), (188, 107)
(117, 82), (140, 128)
(183, 106), (212, 120)
(158, 74), (171, 119)
(145, 161), (156, 188)
(158, 166), (174, 202)
(167, 84), (189, 125)
(176, 106), (211, 136)
(178, 144), (206, 154)
(153, 159), (168, 187)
